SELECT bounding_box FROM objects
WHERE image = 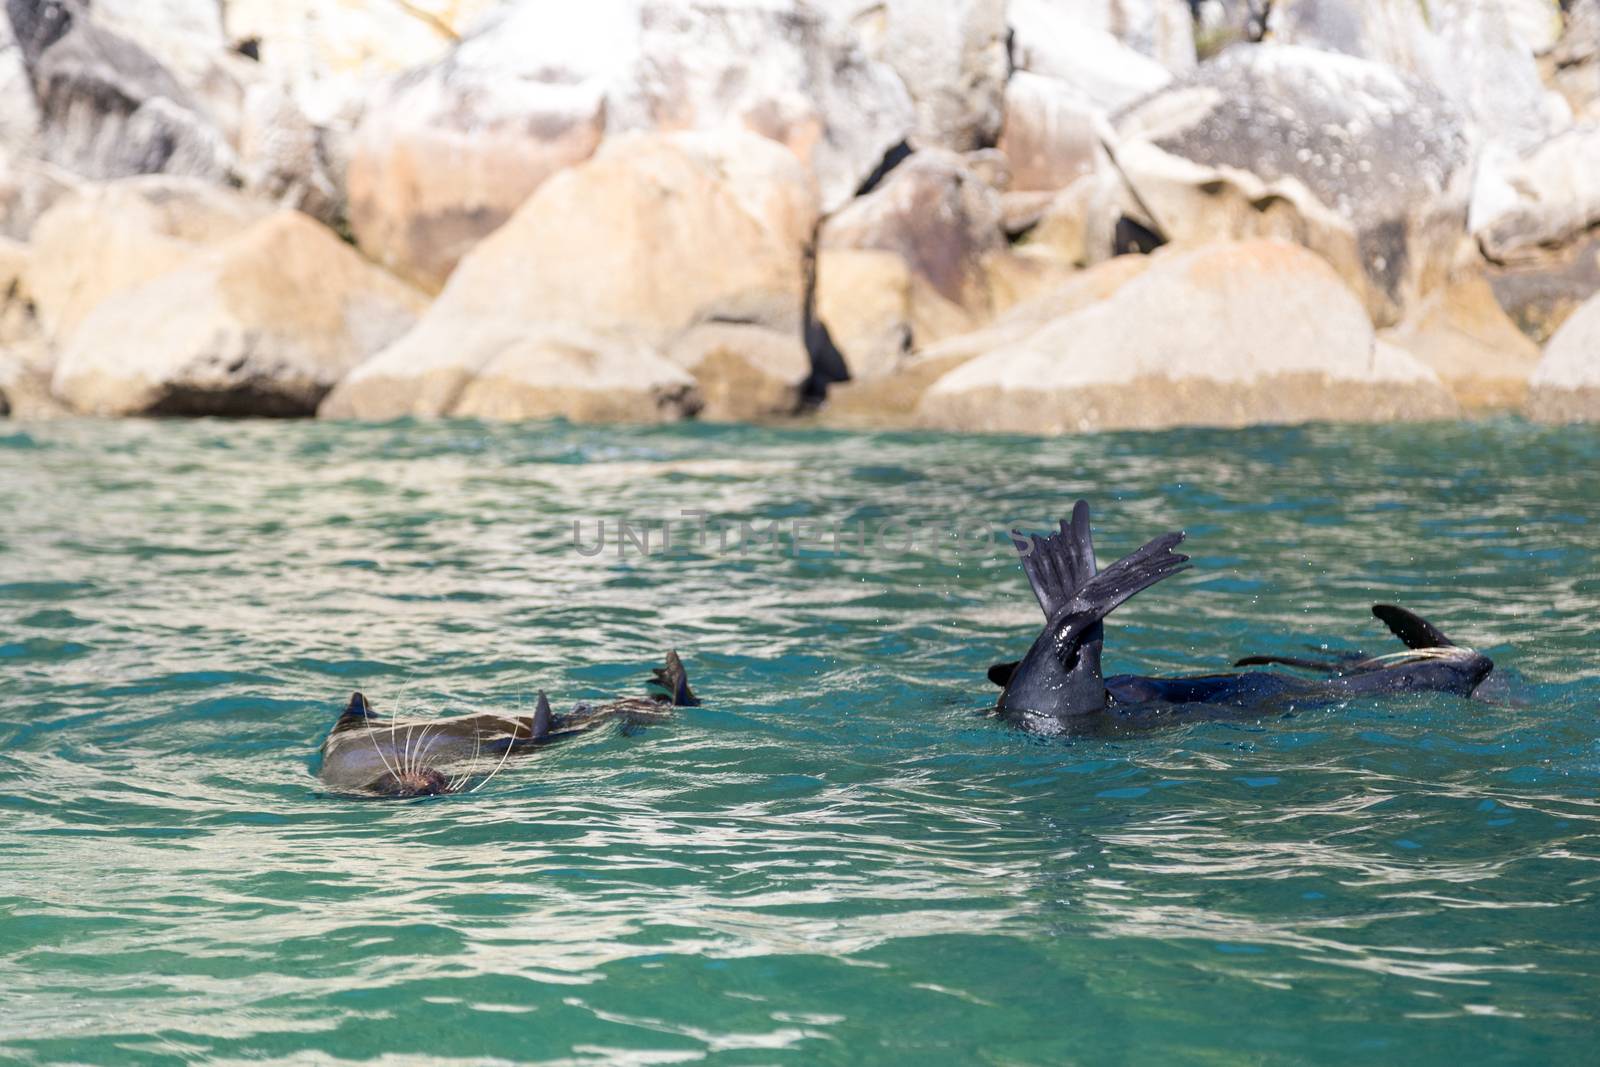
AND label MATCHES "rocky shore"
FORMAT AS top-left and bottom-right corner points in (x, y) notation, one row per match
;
(1, 0), (1597, 431)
